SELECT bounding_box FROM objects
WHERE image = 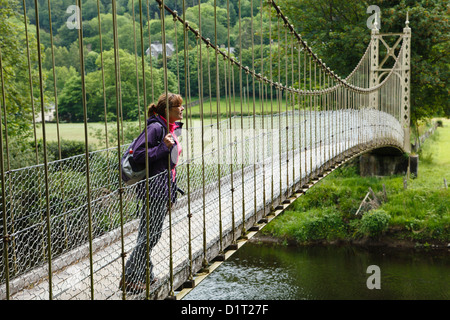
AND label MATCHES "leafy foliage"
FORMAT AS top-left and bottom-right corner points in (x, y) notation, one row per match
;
(357, 209), (391, 238)
(0, 0), (42, 138)
(276, 0), (449, 123)
(57, 48), (177, 122)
